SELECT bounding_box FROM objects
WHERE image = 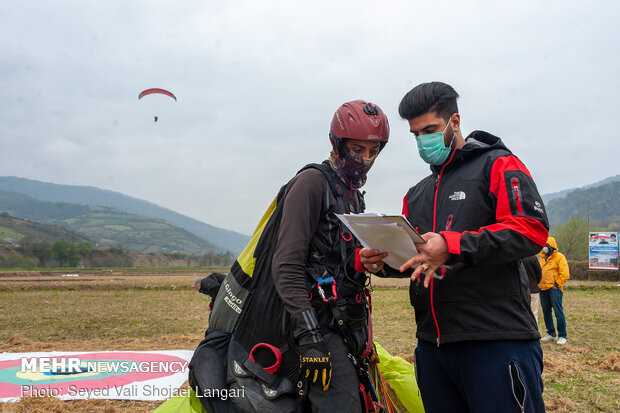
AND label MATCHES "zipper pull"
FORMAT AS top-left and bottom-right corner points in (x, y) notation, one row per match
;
(512, 180), (520, 200)
(511, 177), (524, 215)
